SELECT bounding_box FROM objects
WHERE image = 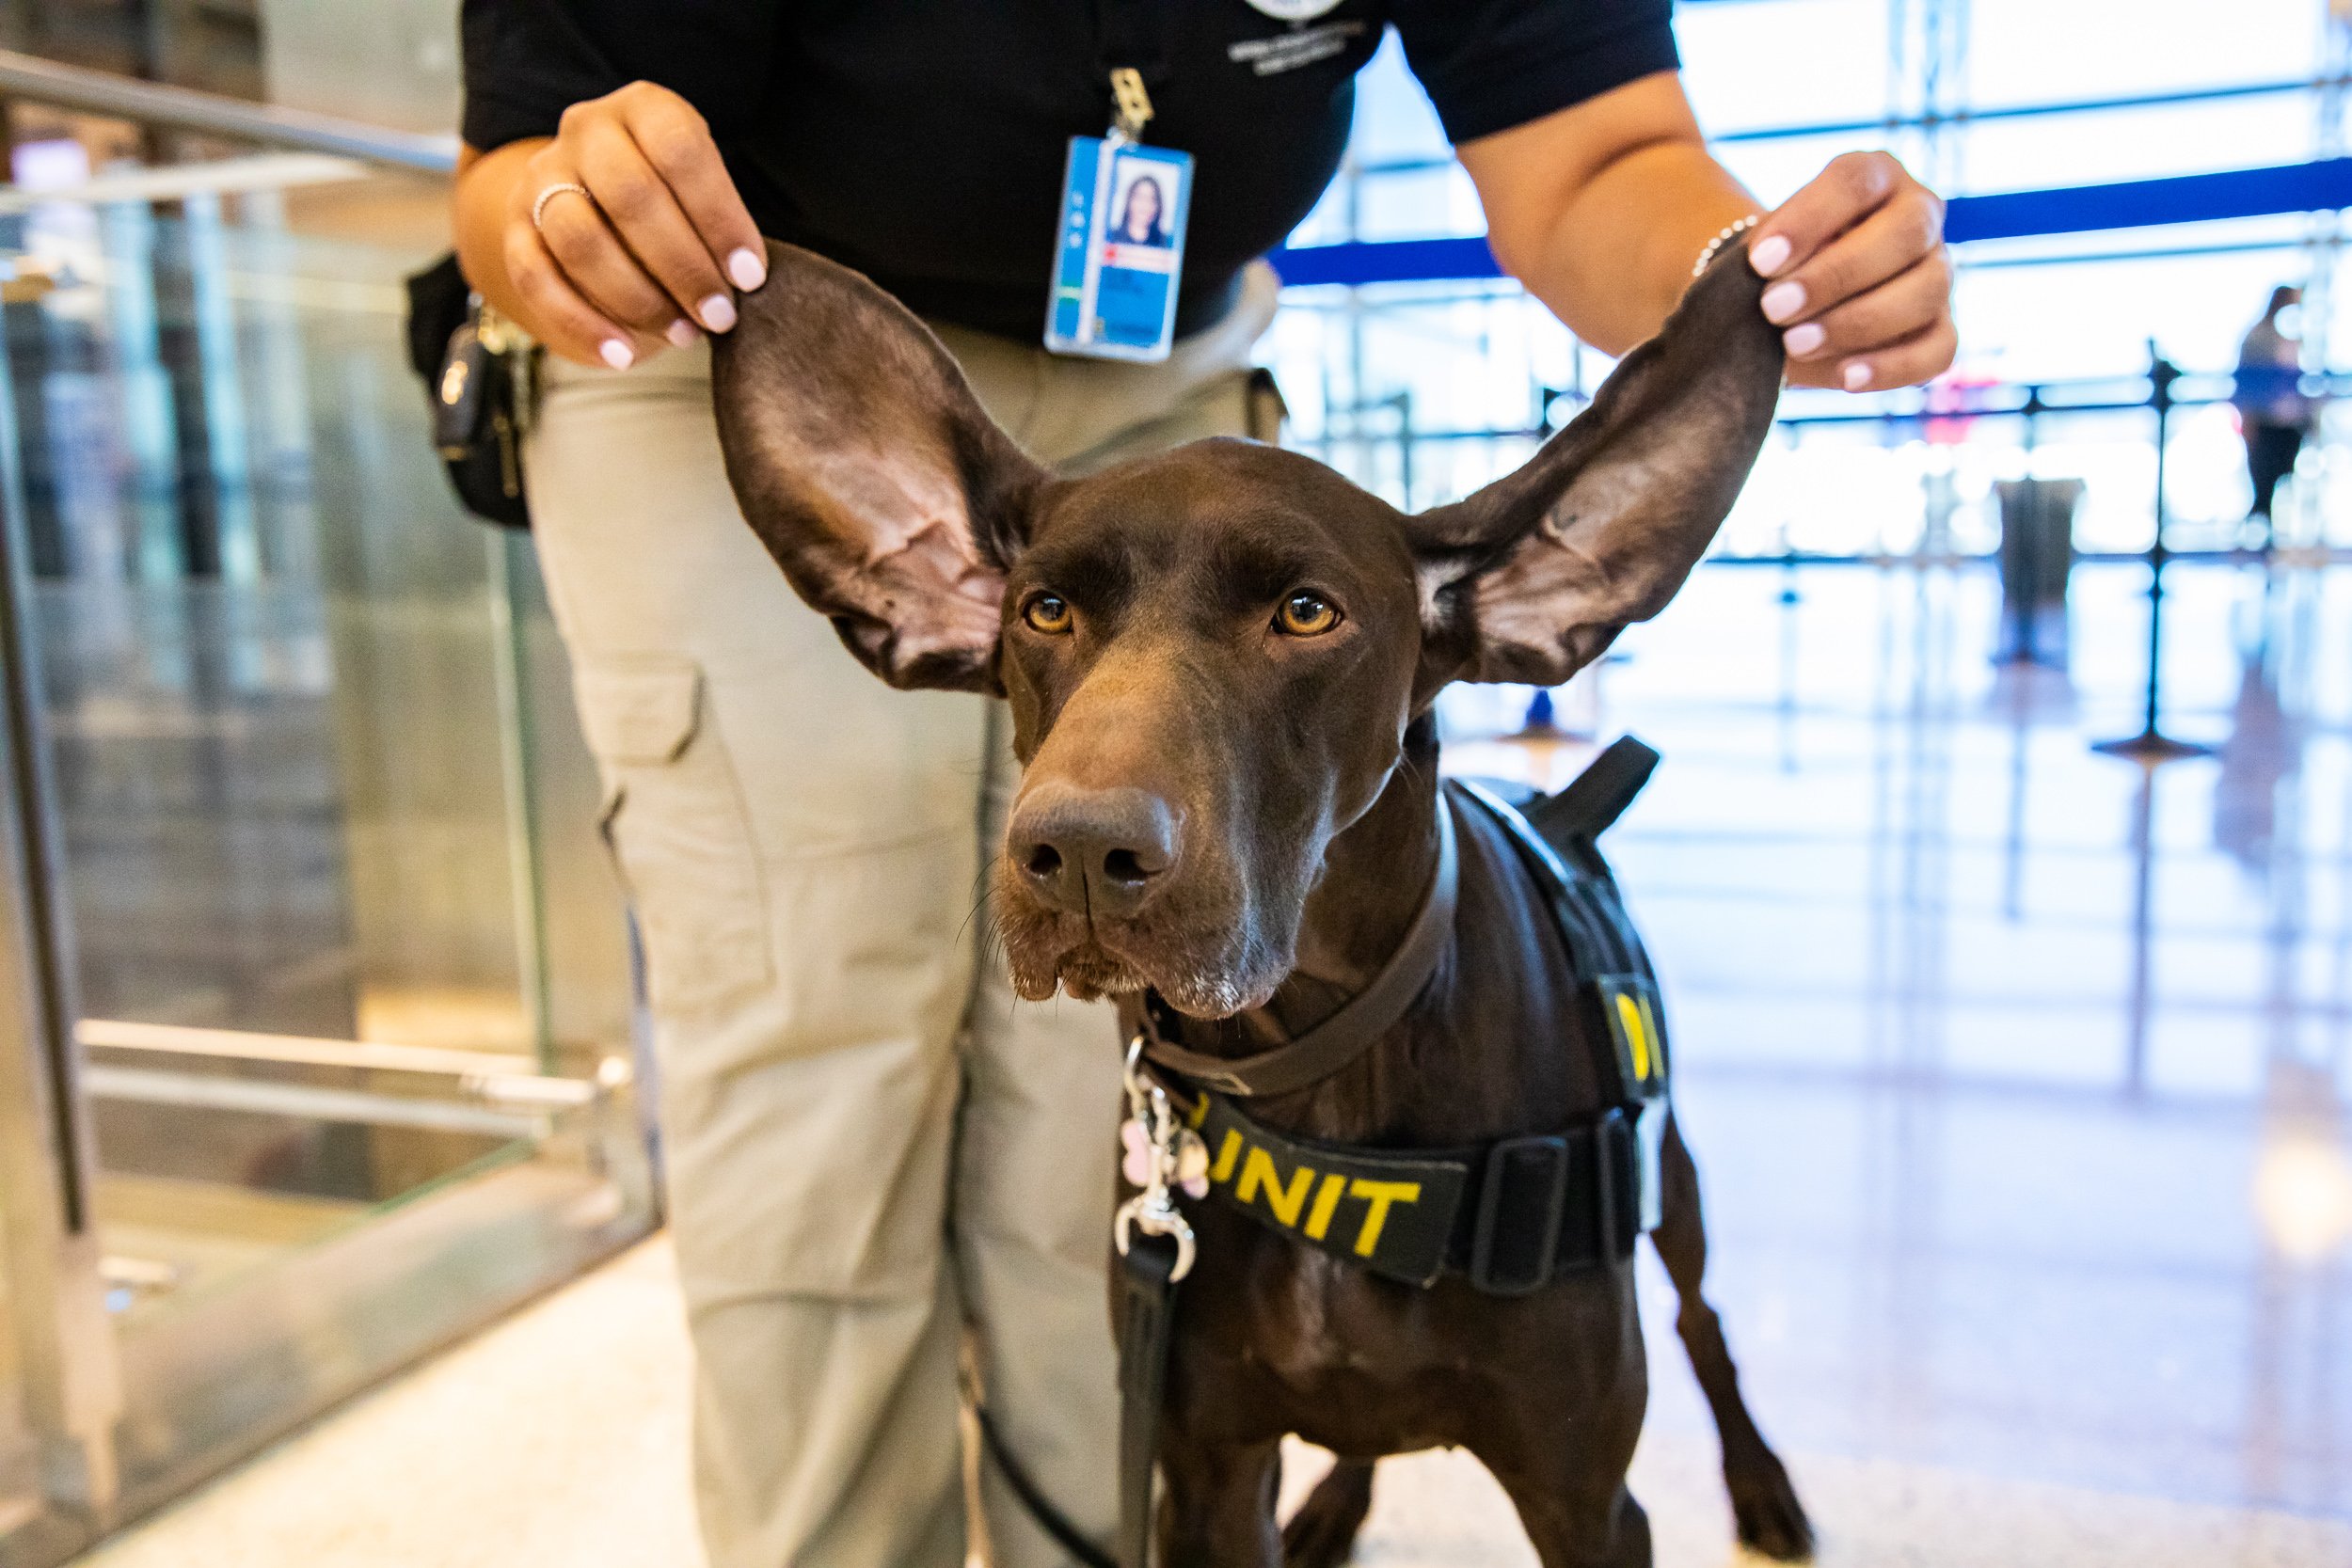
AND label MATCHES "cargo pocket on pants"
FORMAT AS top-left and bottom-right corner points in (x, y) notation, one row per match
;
(576, 656), (774, 1019)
